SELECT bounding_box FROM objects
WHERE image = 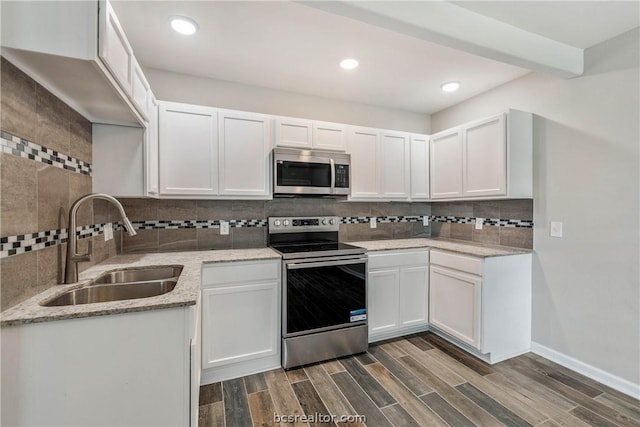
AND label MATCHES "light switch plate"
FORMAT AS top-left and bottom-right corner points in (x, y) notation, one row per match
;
(423, 216), (429, 226)
(220, 221), (230, 235)
(370, 217), (377, 228)
(550, 221), (563, 237)
(475, 217), (483, 230)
